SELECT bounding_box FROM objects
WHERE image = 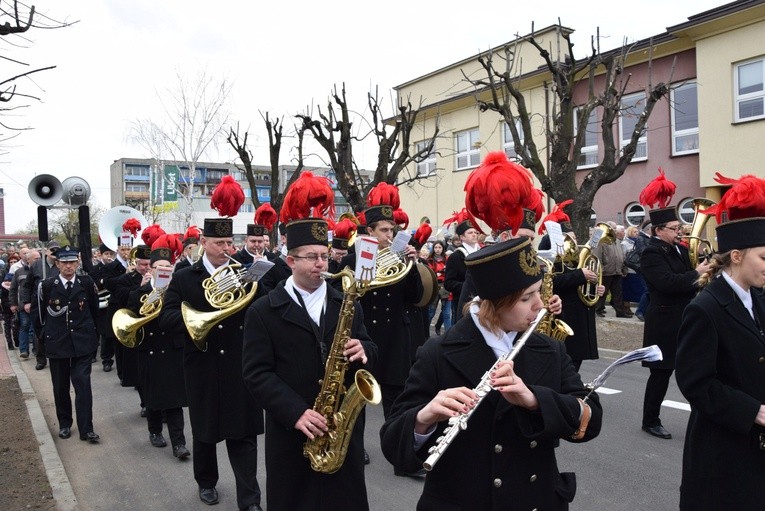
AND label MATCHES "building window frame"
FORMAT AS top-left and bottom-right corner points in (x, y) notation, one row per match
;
(670, 81), (699, 156)
(503, 120), (524, 161)
(677, 197), (696, 225)
(734, 57), (765, 122)
(619, 92), (647, 162)
(575, 107), (599, 169)
(415, 140), (437, 176)
(454, 128), (480, 171)
(624, 202), (647, 227)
